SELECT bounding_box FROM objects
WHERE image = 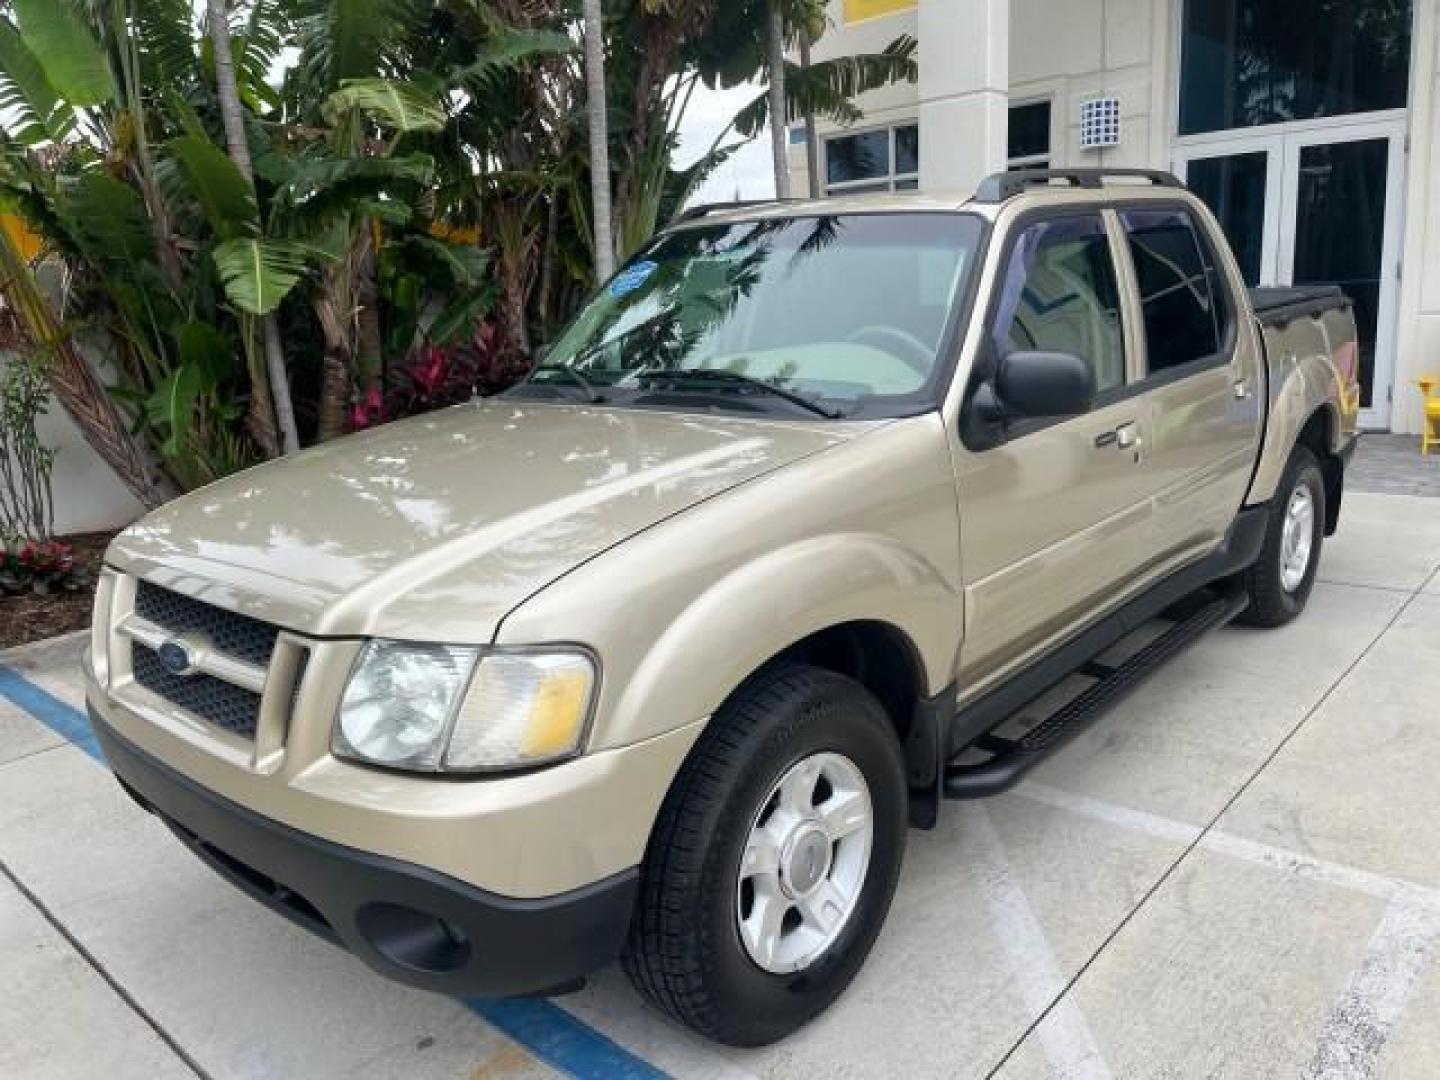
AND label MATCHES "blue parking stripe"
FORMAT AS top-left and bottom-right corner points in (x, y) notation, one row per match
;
(0, 664), (103, 761)
(0, 662), (670, 1080)
(468, 999), (670, 1079)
